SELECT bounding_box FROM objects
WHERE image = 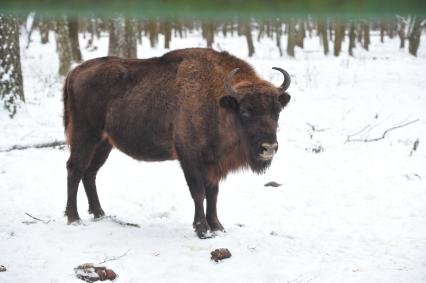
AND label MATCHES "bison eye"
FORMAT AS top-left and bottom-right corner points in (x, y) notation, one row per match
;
(240, 108), (251, 119)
